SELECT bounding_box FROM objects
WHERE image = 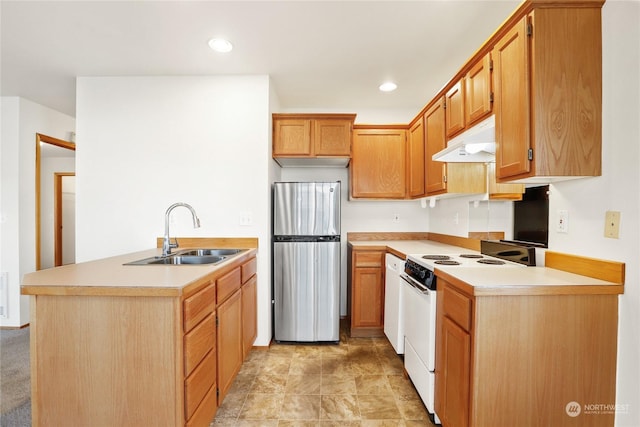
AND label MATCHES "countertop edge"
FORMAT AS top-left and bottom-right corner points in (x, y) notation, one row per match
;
(21, 248), (258, 297)
(435, 268), (624, 297)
